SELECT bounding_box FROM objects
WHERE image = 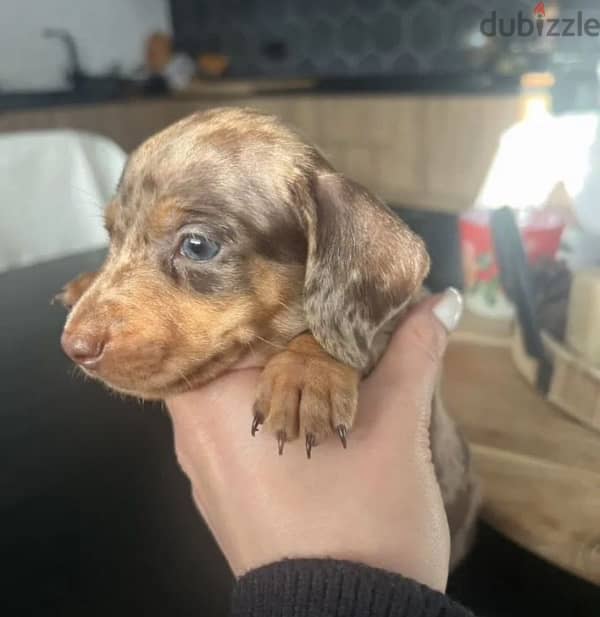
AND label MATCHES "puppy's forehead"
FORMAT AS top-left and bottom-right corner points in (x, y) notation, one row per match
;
(128, 109), (307, 191)
(105, 108), (320, 262)
(113, 108), (315, 235)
